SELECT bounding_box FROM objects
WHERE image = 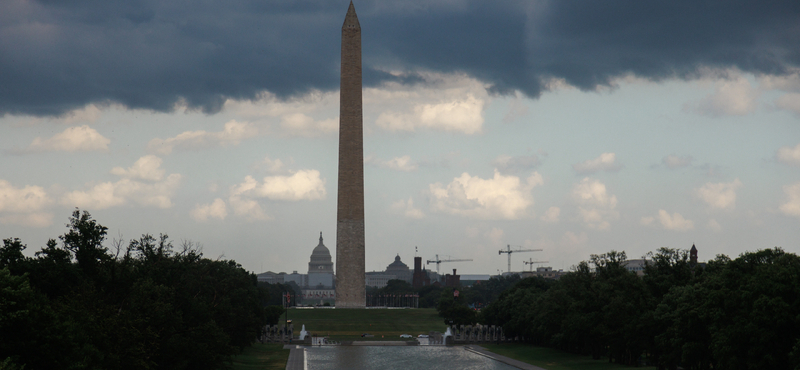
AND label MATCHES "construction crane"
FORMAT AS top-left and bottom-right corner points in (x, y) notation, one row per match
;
(524, 258), (550, 272)
(426, 254), (472, 275)
(499, 245), (542, 273)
